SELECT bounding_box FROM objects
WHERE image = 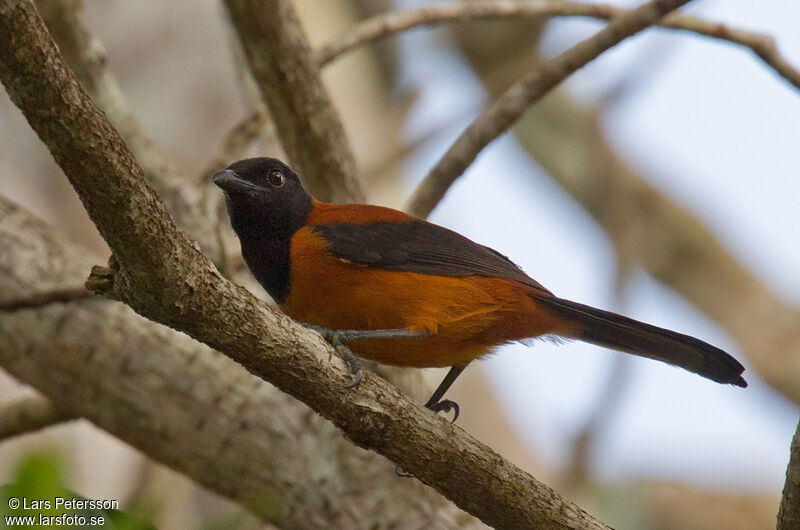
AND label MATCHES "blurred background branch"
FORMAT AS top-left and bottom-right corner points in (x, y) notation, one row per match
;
(318, 1), (800, 91)
(223, 0), (364, 203)
(447, 14), (800, 407)
(35, 0), (232, 266)
(407, 0), (694, 217)
(0, 396), (75, 441)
